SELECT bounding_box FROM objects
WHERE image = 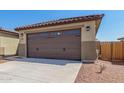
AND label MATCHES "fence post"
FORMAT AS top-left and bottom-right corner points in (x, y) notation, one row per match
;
(123, 41), (124, 60)
(111, 42), (113, 61)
